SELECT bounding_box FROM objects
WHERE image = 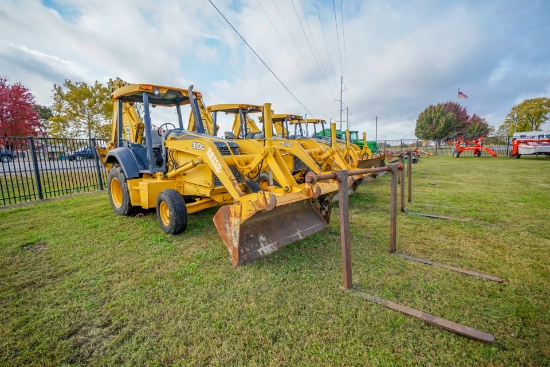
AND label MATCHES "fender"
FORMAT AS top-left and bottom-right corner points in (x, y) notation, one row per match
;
(105, 147), (147, 178)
